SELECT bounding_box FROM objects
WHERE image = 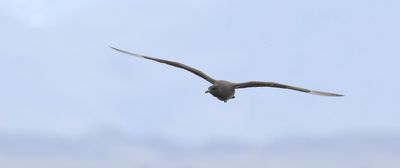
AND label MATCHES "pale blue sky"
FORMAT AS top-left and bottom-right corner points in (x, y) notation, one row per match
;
(0, 0), (399, 167)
